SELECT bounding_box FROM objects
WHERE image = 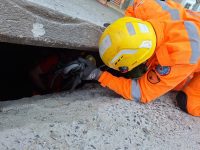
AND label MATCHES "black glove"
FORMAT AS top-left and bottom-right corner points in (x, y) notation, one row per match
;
(77, 58), (102, 80)
(54, 57), (102, 91)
